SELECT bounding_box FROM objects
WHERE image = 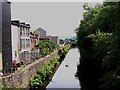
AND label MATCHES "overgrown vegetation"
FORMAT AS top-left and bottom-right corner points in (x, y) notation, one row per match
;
(38, 40), (58, 57)
(75, 2), (120, 90)
(29, 44), (71, 89)
(58, 44), (71, 61)
(29, 57), (60, 89)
